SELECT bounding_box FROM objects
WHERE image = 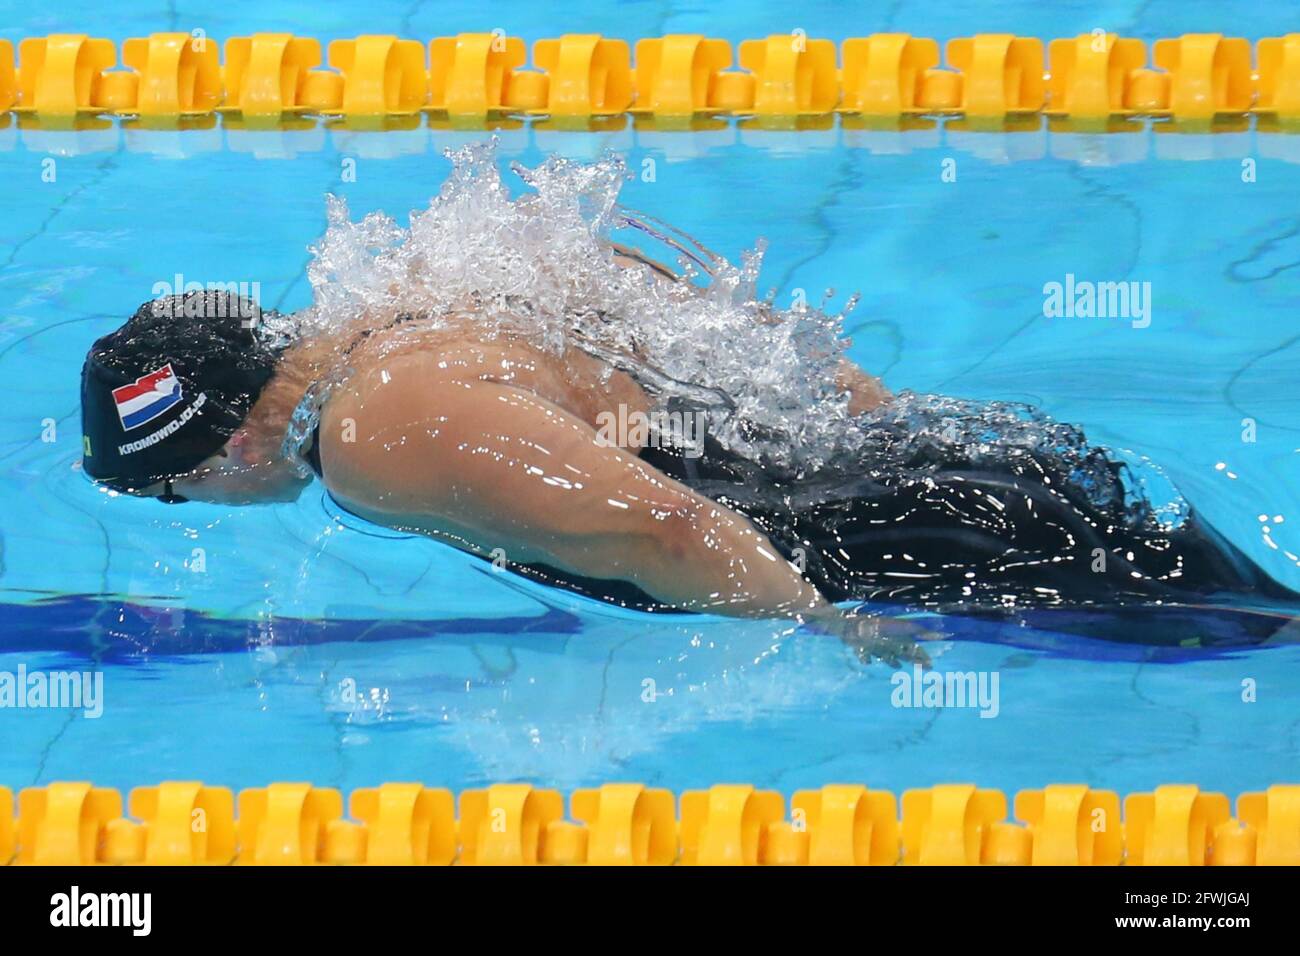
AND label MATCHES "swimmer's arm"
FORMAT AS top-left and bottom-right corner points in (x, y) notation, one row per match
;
(319, 371), (825, 619)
